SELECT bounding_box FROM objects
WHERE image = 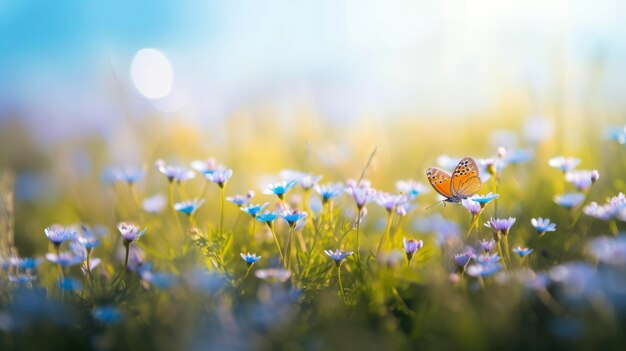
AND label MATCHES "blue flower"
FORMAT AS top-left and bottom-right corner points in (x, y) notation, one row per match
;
(466, 263), (502, 277)
(3, 257), (42, 271)
(9, 274), (36, 284)
(240, 253), (262, 266)
(205, 168), (233, 188)
(345, 185), (377, 209)
(476, 253), (501, 265)
(531, 217), (557, 234)
(256, 211), (279, 224)
(263, 180), (298, 199)
(280, 209), (308, 228)
(103, 167), (144, 185)
(512, 247), (534, 257)
(548, 156), (580, 173)
(77, 229), (101, 251)
(174, 198), (205, 216)
(554, 193), (585, 209)
(191, 158), (221, 175)
(503, 148), (534, 164)
(606, 125), (626, 145)
(314, 183), (344, 203)
(469, 192), (499, 206)
(44, 225), (76, 247)
(59, 277), (82, 291)
(376, 192), (407, 213)
(241, 203), (269, 218)
(93, 306), (123, 324)
(453, 252), (473, 268)
(324, 249), (353, 266)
